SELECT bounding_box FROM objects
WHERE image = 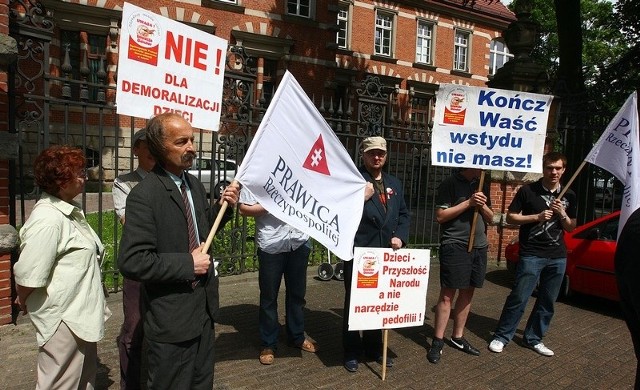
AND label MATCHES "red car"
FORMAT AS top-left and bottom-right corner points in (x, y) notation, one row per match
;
(504, 211), (620, 301)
